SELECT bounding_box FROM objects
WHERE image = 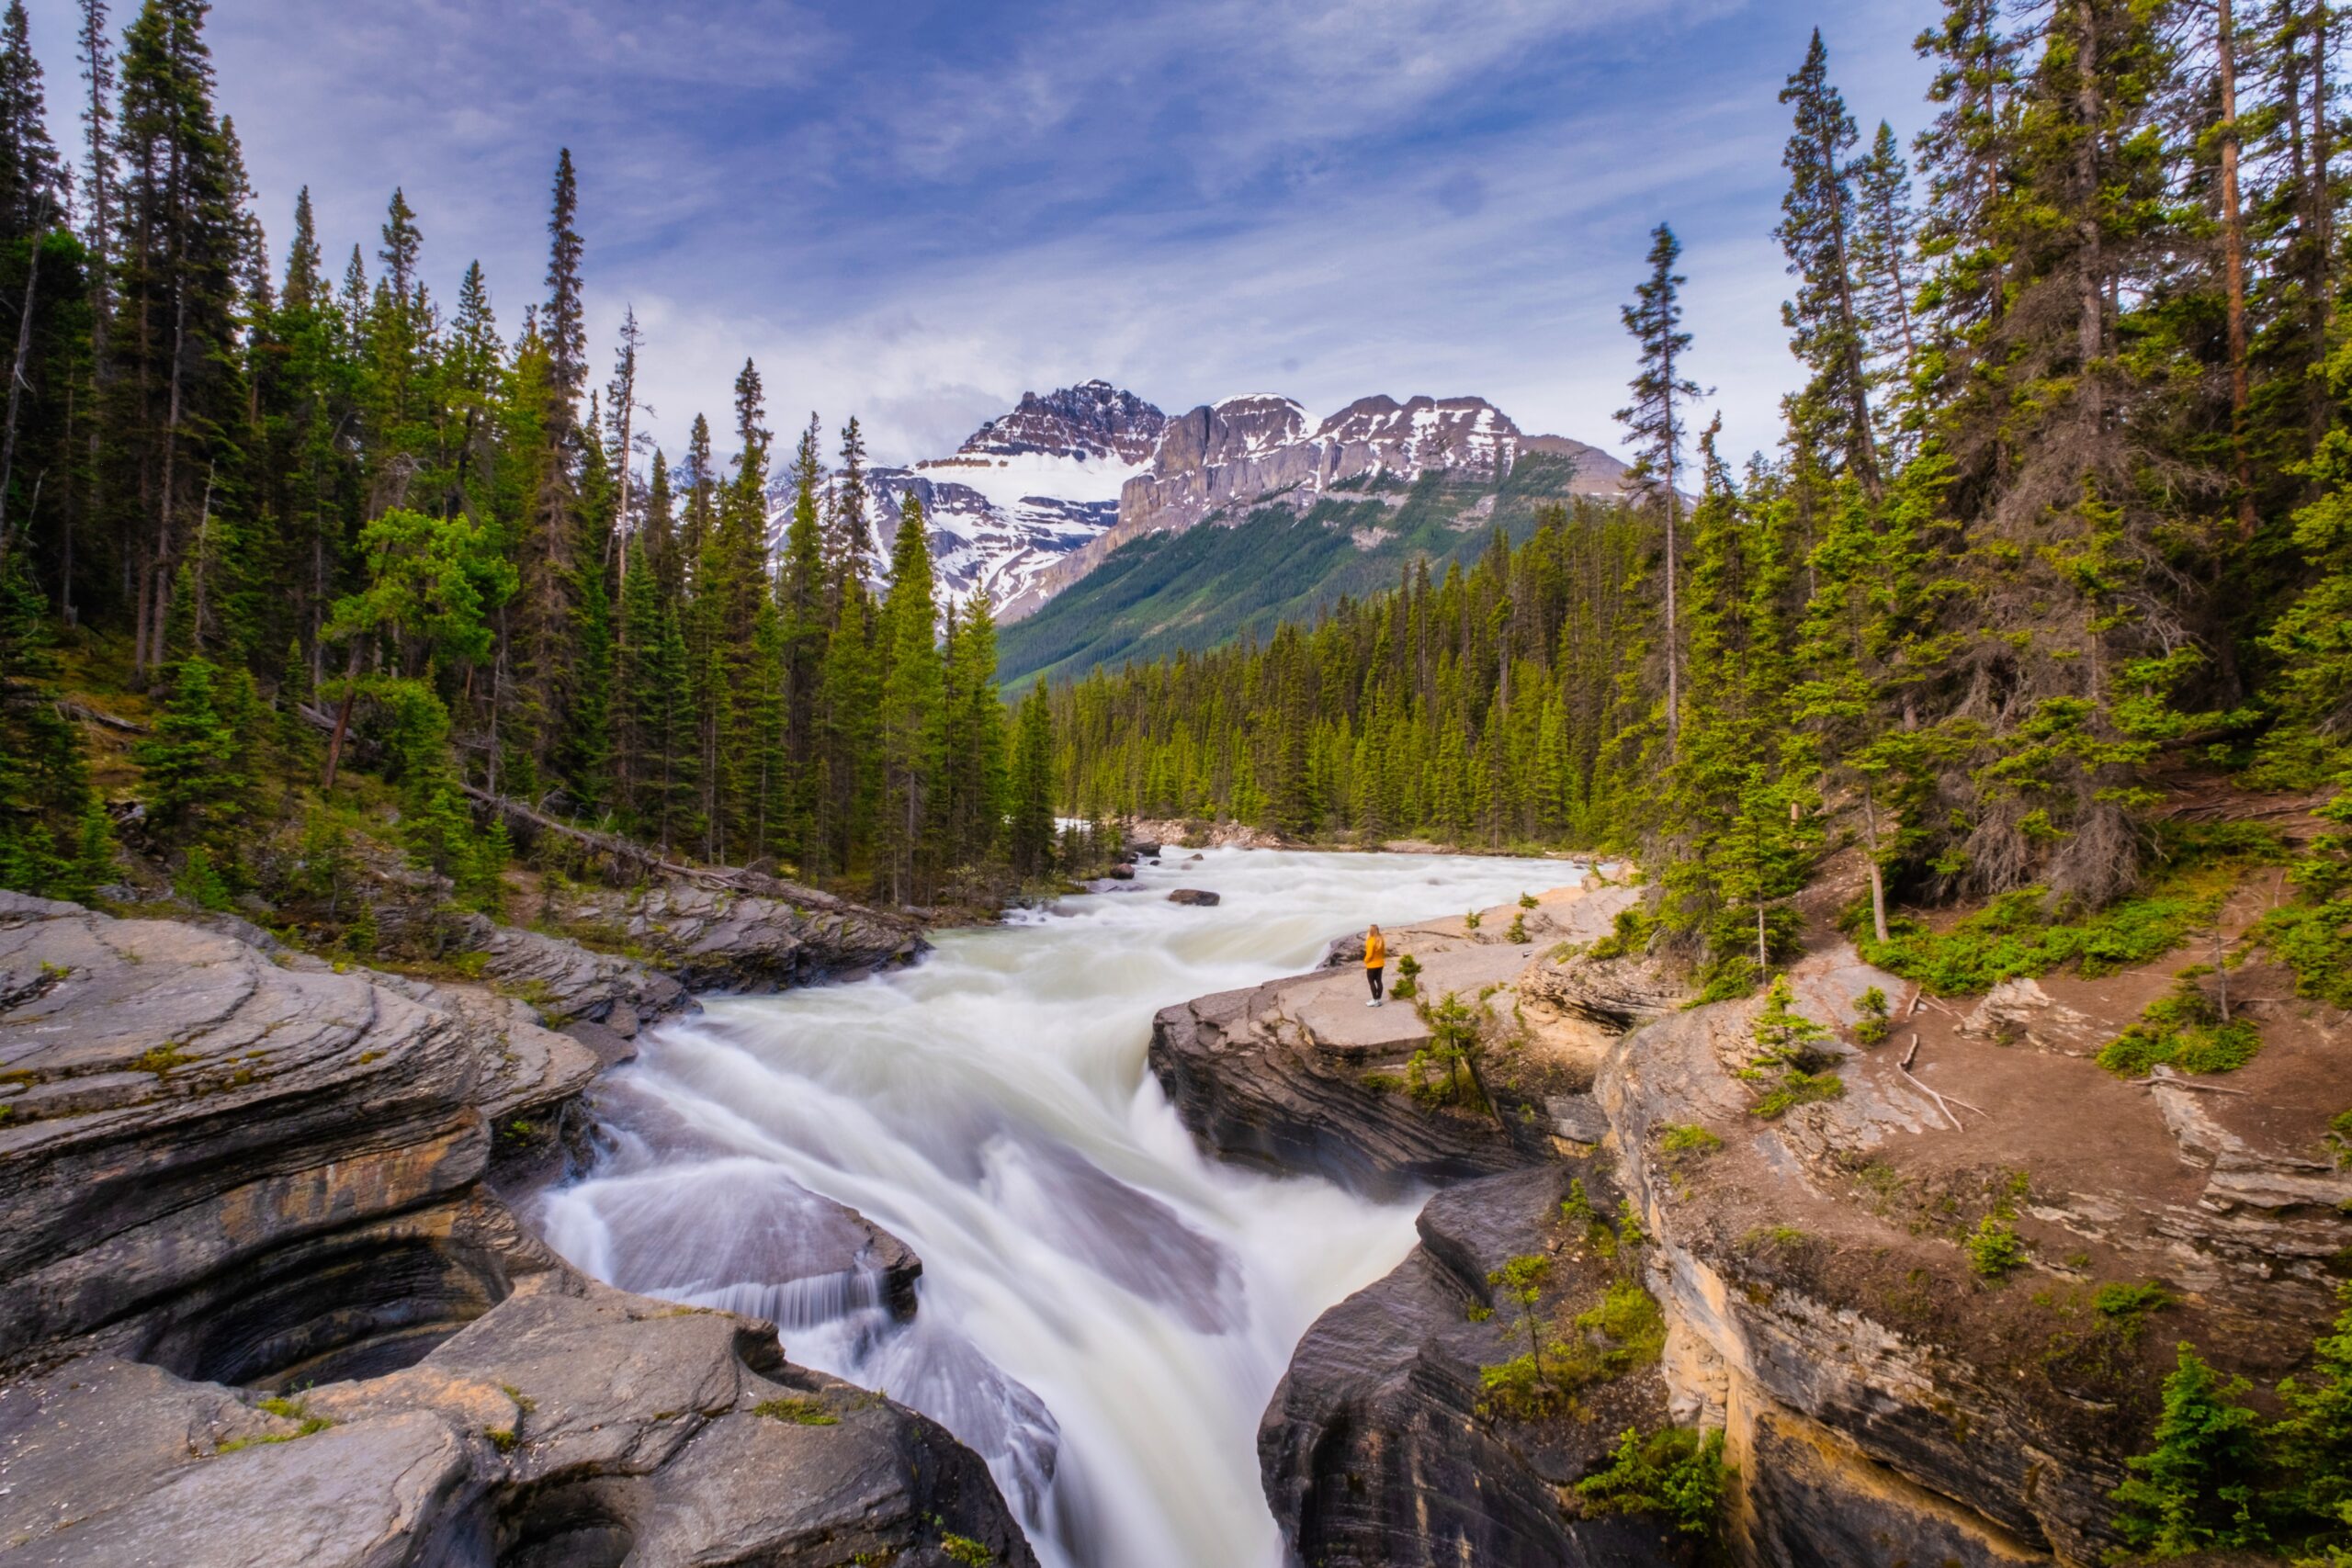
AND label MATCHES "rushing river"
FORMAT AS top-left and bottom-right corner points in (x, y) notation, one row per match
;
(539, 846), (1570, 1568)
